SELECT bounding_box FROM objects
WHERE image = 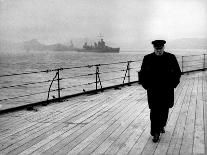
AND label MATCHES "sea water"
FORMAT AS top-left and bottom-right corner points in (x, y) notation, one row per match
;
(0, 49), (205, 110)
(0, 50), (145, 110)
